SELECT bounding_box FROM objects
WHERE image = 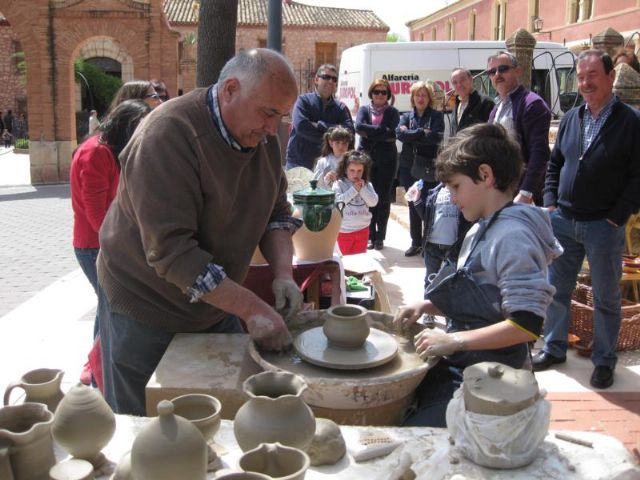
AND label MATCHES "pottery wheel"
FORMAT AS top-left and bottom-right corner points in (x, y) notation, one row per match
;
(294, 327), (398, 370)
